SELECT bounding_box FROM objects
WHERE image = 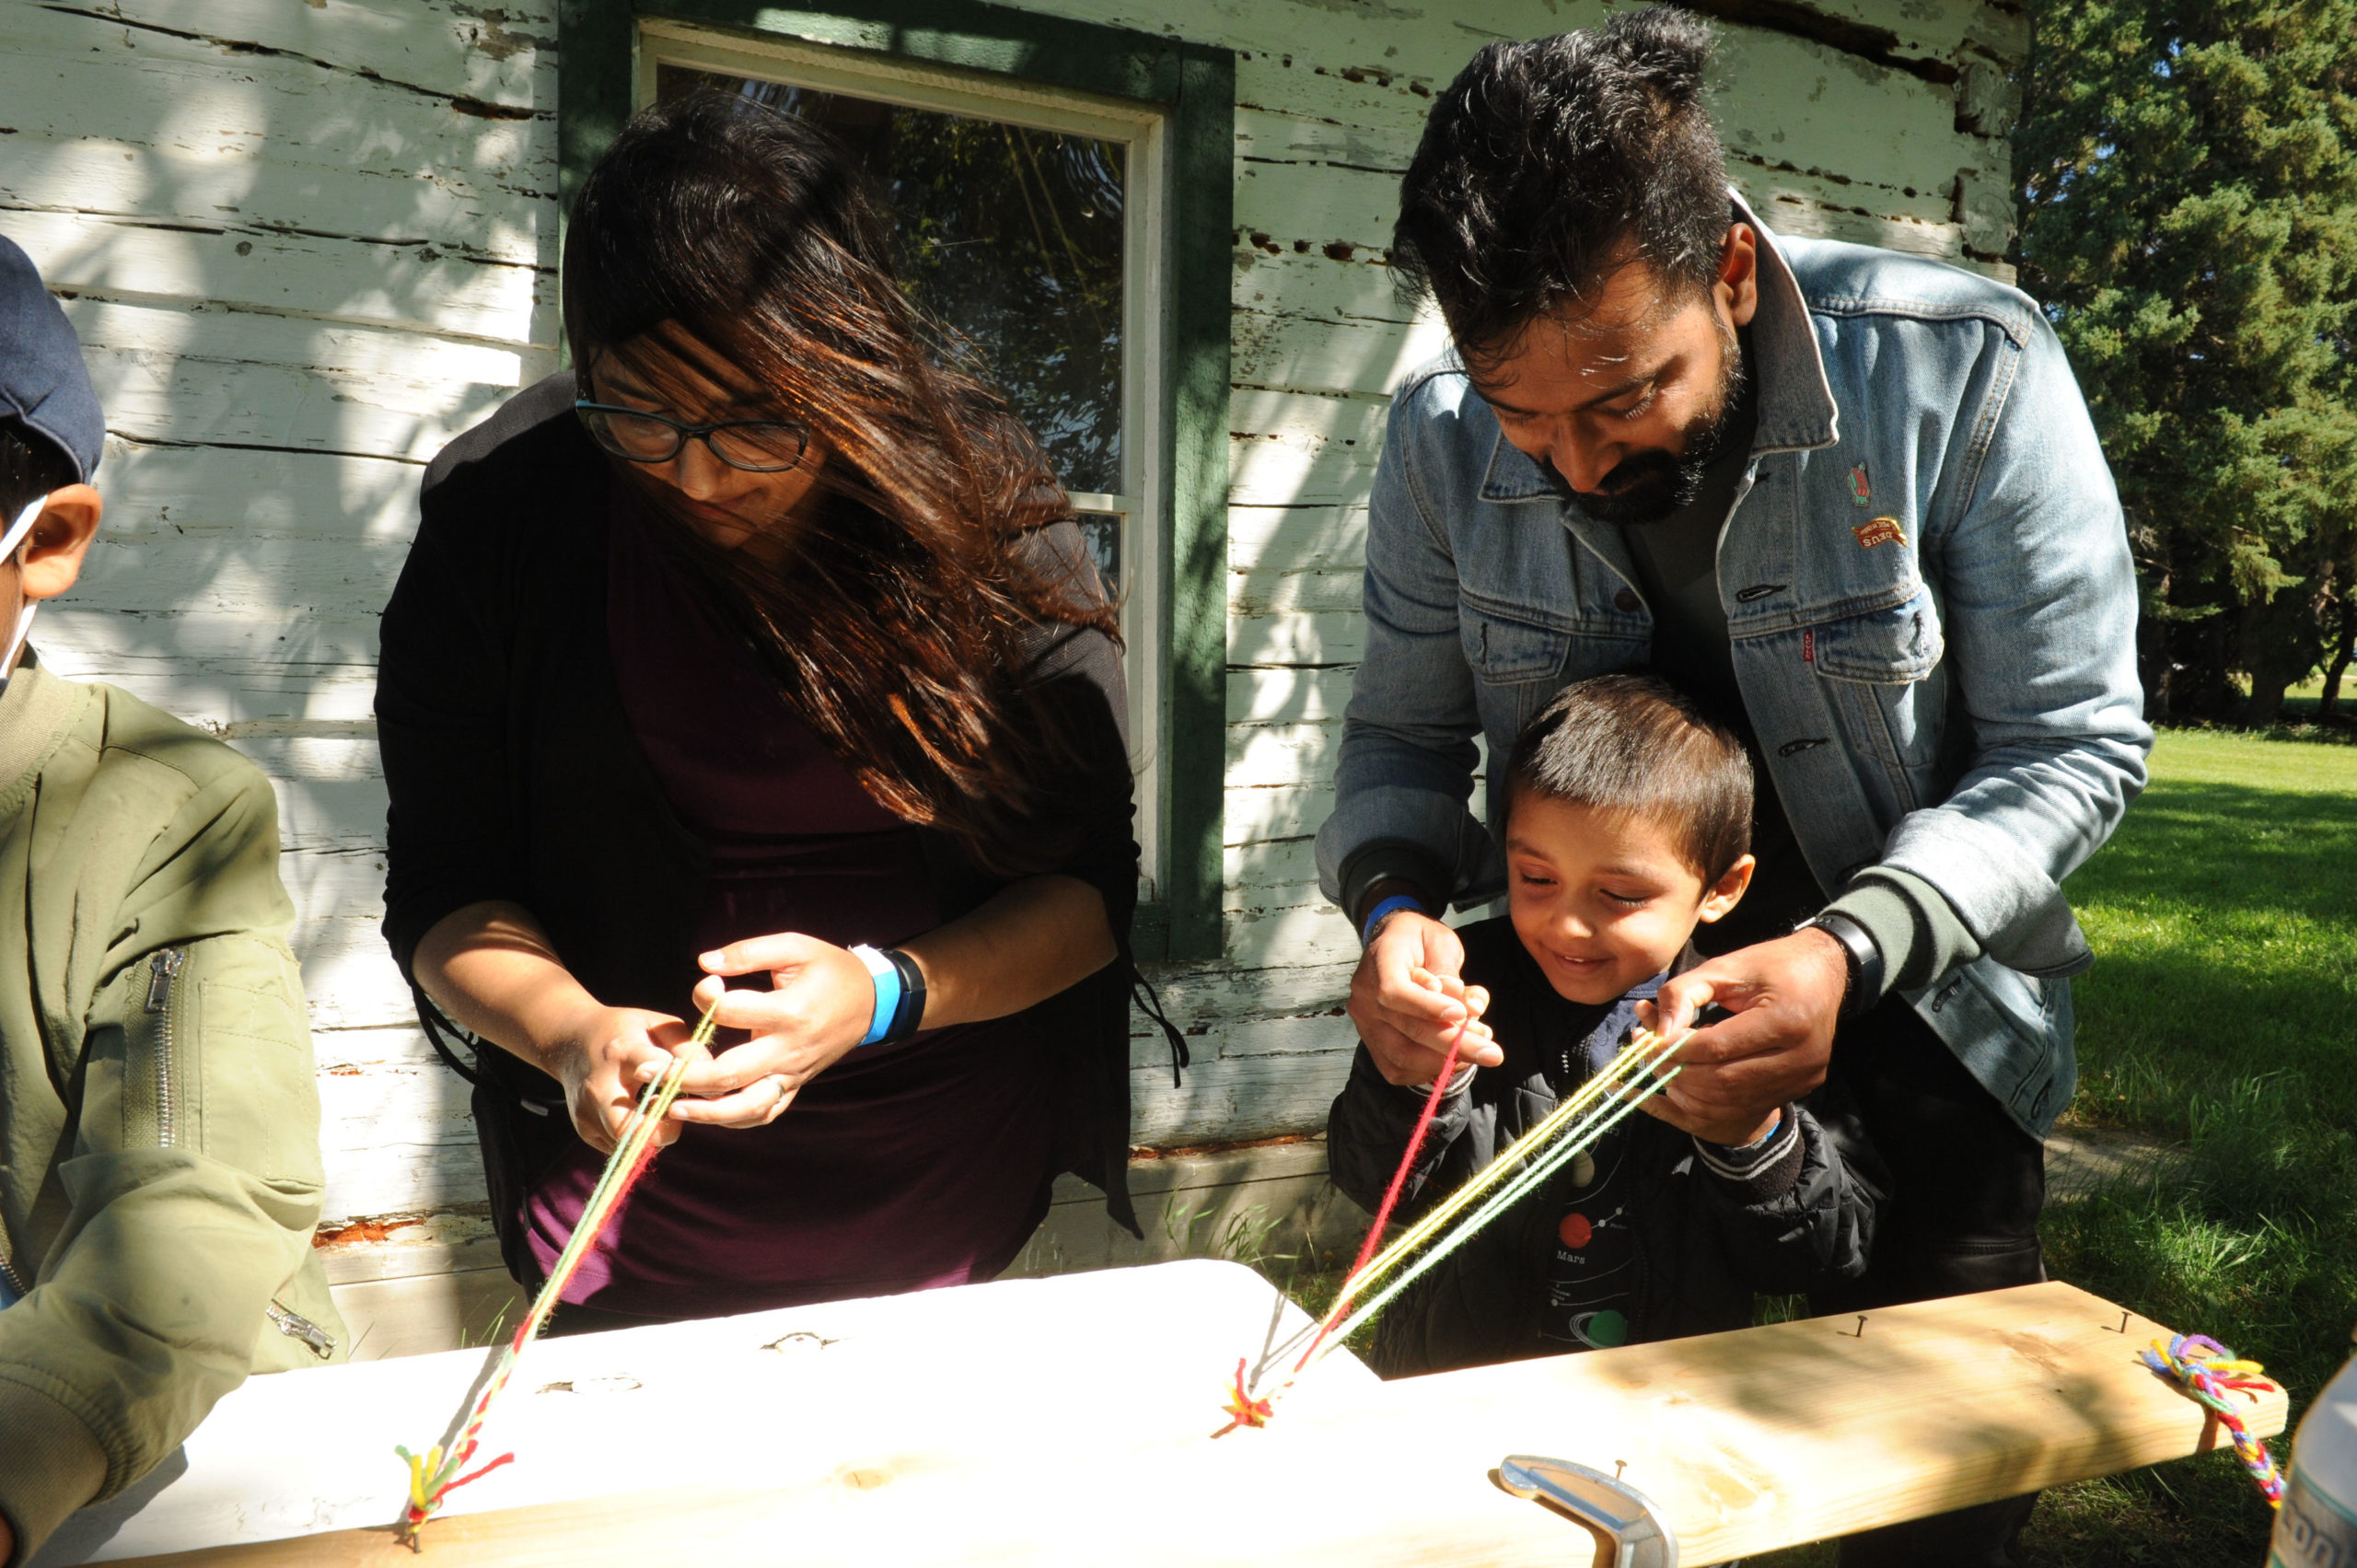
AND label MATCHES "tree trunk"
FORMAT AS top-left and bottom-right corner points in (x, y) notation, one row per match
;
(2319, 597), (2355, 724)
(2173, 610), (2237, 721)
(2238, 578), (2328, 729)
(2129, 513), (2172, 720)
